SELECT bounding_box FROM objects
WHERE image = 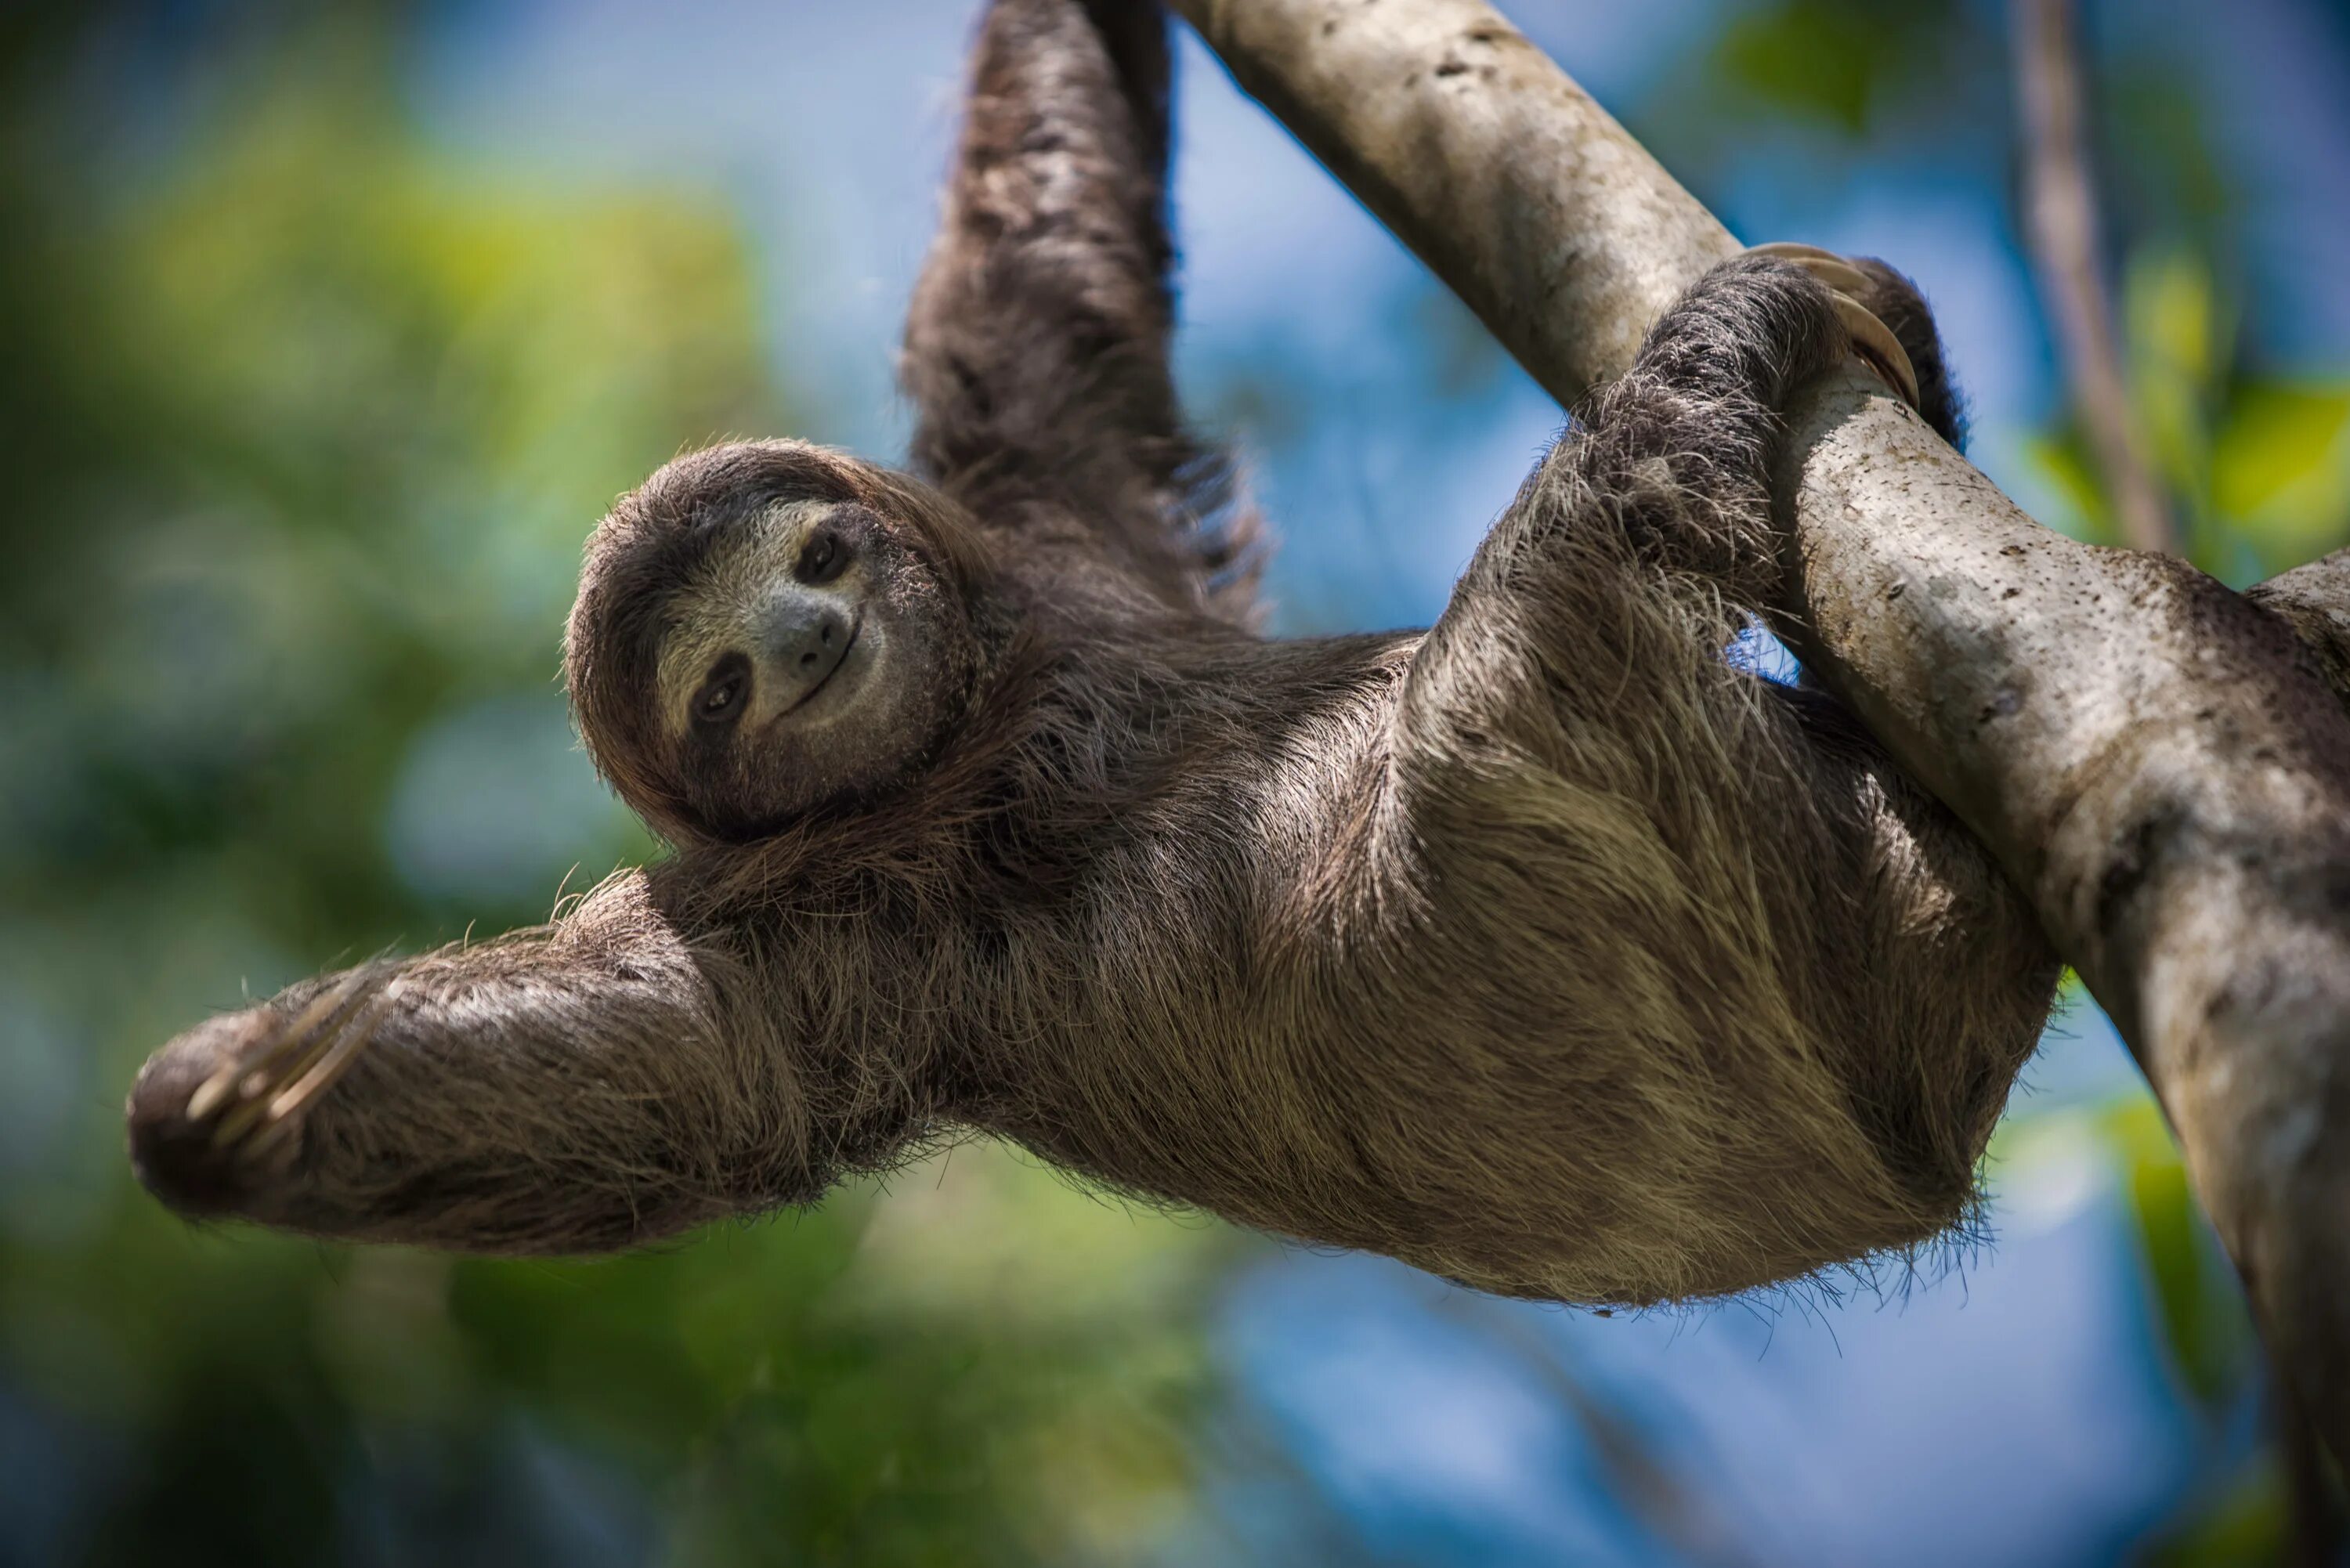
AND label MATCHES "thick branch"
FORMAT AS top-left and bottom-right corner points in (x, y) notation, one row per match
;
(2251, 547), (2350, 718)
(2012, 0), (2181, 555)
(1173, 0), (2350, 1461)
